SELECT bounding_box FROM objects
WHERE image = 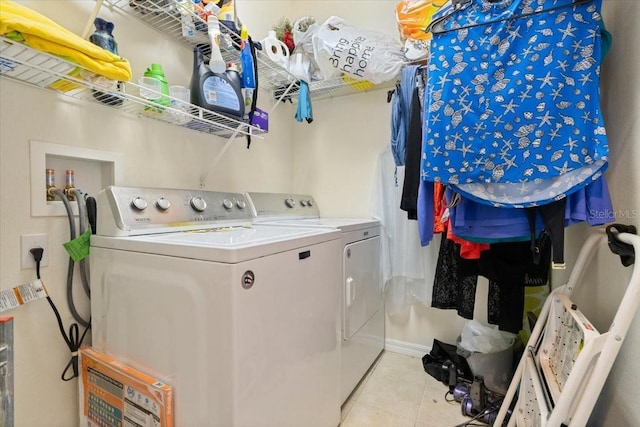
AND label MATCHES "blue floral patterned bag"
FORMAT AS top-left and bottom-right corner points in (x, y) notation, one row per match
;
(422, 0), (608, 207)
